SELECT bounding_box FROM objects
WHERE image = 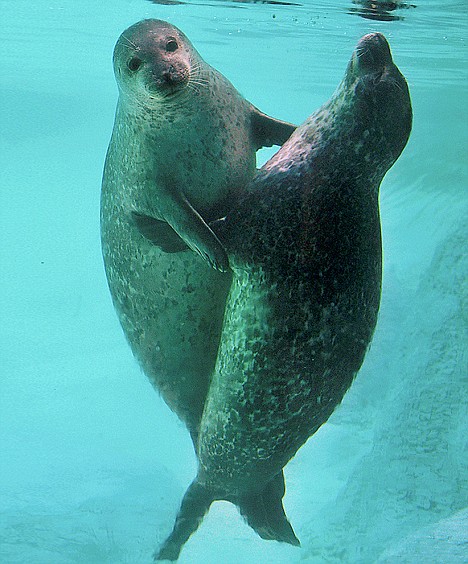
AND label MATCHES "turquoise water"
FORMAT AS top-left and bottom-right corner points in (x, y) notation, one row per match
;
(1, 1), (467, 562)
